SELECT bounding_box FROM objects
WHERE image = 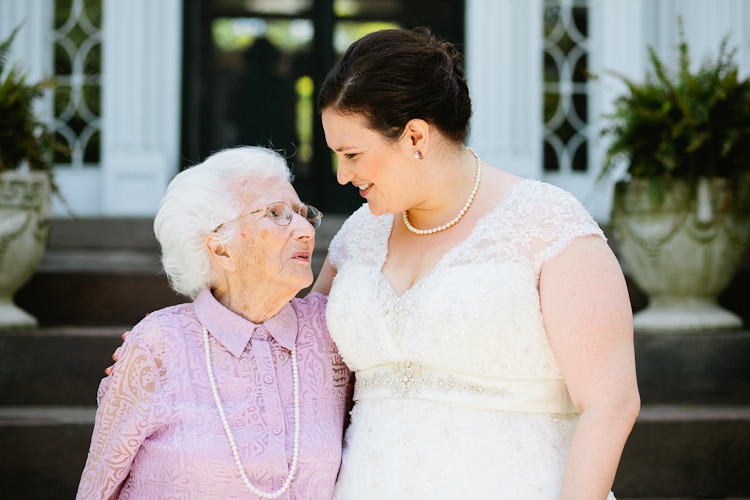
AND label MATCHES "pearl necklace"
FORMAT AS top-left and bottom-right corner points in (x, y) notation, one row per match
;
(402, 147), (482, 235)
(202, 327), (300, 499)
